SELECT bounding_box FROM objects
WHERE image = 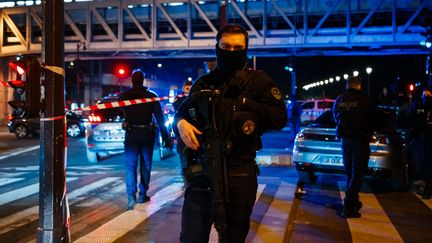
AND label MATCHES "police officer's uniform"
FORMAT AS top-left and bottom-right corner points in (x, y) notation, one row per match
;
(333, 88), (375, 217)
(119, 85), (170, 206)
(174, 67), (287, 242)
(411, 92), (432, 199)
(173, 95), (188, 160)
